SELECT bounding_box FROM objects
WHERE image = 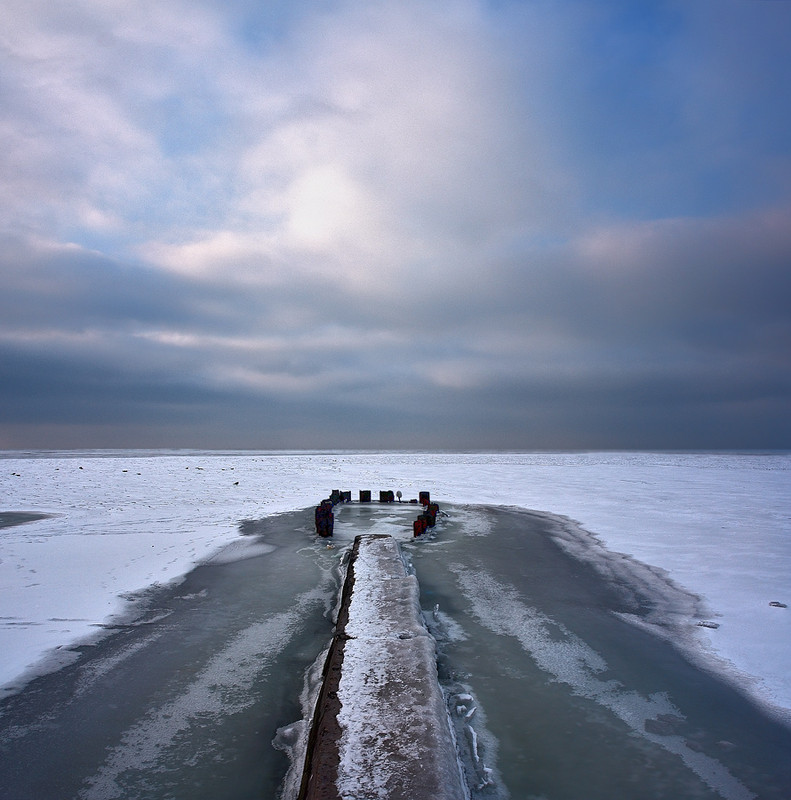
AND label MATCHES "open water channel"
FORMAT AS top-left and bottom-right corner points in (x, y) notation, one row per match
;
(0, 503), (789, 799)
